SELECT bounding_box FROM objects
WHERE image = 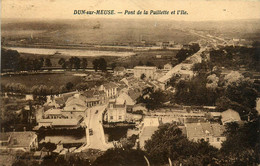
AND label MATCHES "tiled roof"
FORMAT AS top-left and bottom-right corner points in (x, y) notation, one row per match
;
(117, 93), (135, 105)
(134, 66), (157, 70)
(221, 109), (241, 123)
(185, 123), (225, 138)
(63, 104), (87, 112)
(55, 97), (66, 105)
(39, 119), (78, 126)
(103, 82), (118, 89)
(61, 91), (79, 101)
(128, 88), (141, 101)
(66, 96), (86, 107)
(44, 108), (62, 115)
